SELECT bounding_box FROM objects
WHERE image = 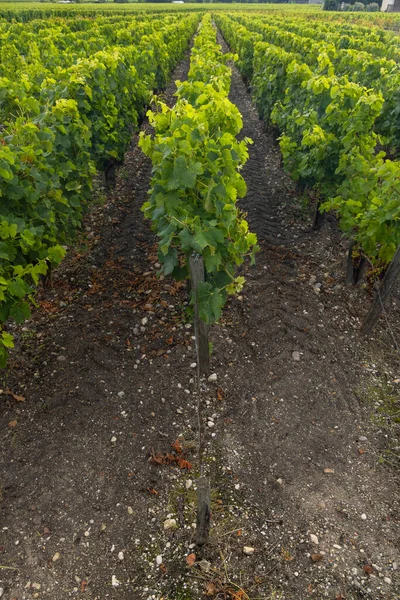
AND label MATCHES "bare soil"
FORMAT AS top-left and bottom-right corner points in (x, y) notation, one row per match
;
(0, 41), (399, 600)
